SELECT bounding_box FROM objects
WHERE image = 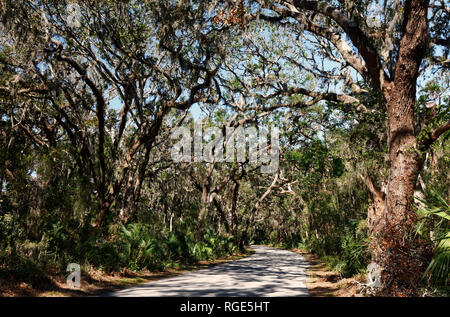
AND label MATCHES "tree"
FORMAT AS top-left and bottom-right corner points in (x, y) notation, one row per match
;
(0, 0), (224, 227)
